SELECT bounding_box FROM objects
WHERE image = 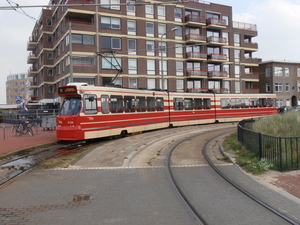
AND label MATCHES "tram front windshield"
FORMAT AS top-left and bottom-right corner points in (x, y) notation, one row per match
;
(60, 97), (81, 115)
